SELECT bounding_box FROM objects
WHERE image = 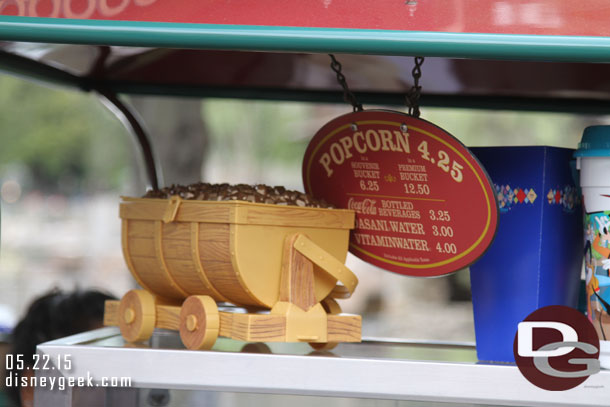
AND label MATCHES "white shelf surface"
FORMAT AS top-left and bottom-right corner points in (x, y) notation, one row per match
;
(34, 327), (610, 407)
